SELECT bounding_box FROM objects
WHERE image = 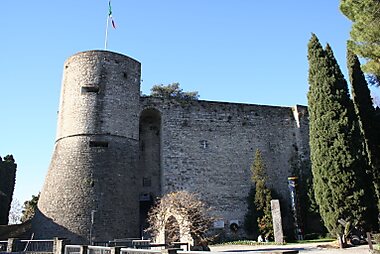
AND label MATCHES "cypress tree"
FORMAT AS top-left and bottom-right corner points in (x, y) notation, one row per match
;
(0, 155), (17, 225)
(347, 49), (380, 210)
(307, 34), (376, 240)
(340, 0), (380, 85)
(327, 45), (378, 230)
(250, 149), (273, 239)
